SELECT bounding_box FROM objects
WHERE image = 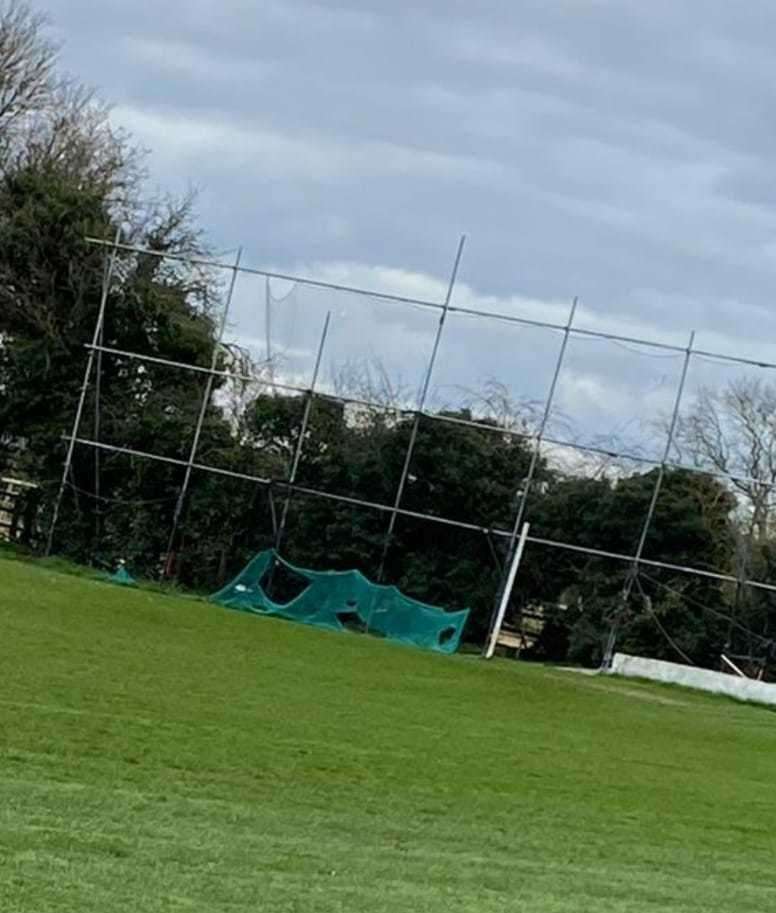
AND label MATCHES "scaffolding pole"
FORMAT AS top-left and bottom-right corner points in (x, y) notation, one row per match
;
(163, 248), (242, 576)
(45, 227), (122, 556)
(483, 298), (577, 656)
(275, 311), (332, 552)
(510, 298), (577, 550)
(602, 330), (696, 669)
(92, 247), (112, 549)
(377, 234), (466, 580)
